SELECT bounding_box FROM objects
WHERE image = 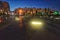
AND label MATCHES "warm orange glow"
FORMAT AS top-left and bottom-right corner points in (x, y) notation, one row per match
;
(0, 19), (2, 23)
(19, 16), (23, 29)
(19, 16), (23, 23)
(19, 10), (23, 13)
(18, 9), (23, 15)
